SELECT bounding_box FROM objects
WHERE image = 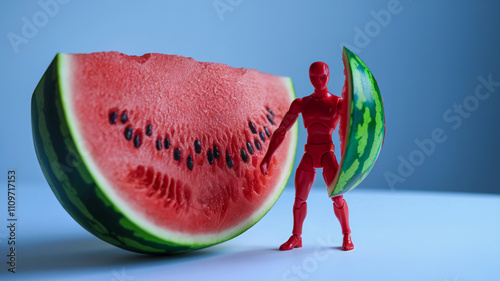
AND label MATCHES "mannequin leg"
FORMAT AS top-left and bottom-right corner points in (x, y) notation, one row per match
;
(279, 153), (315, 251)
